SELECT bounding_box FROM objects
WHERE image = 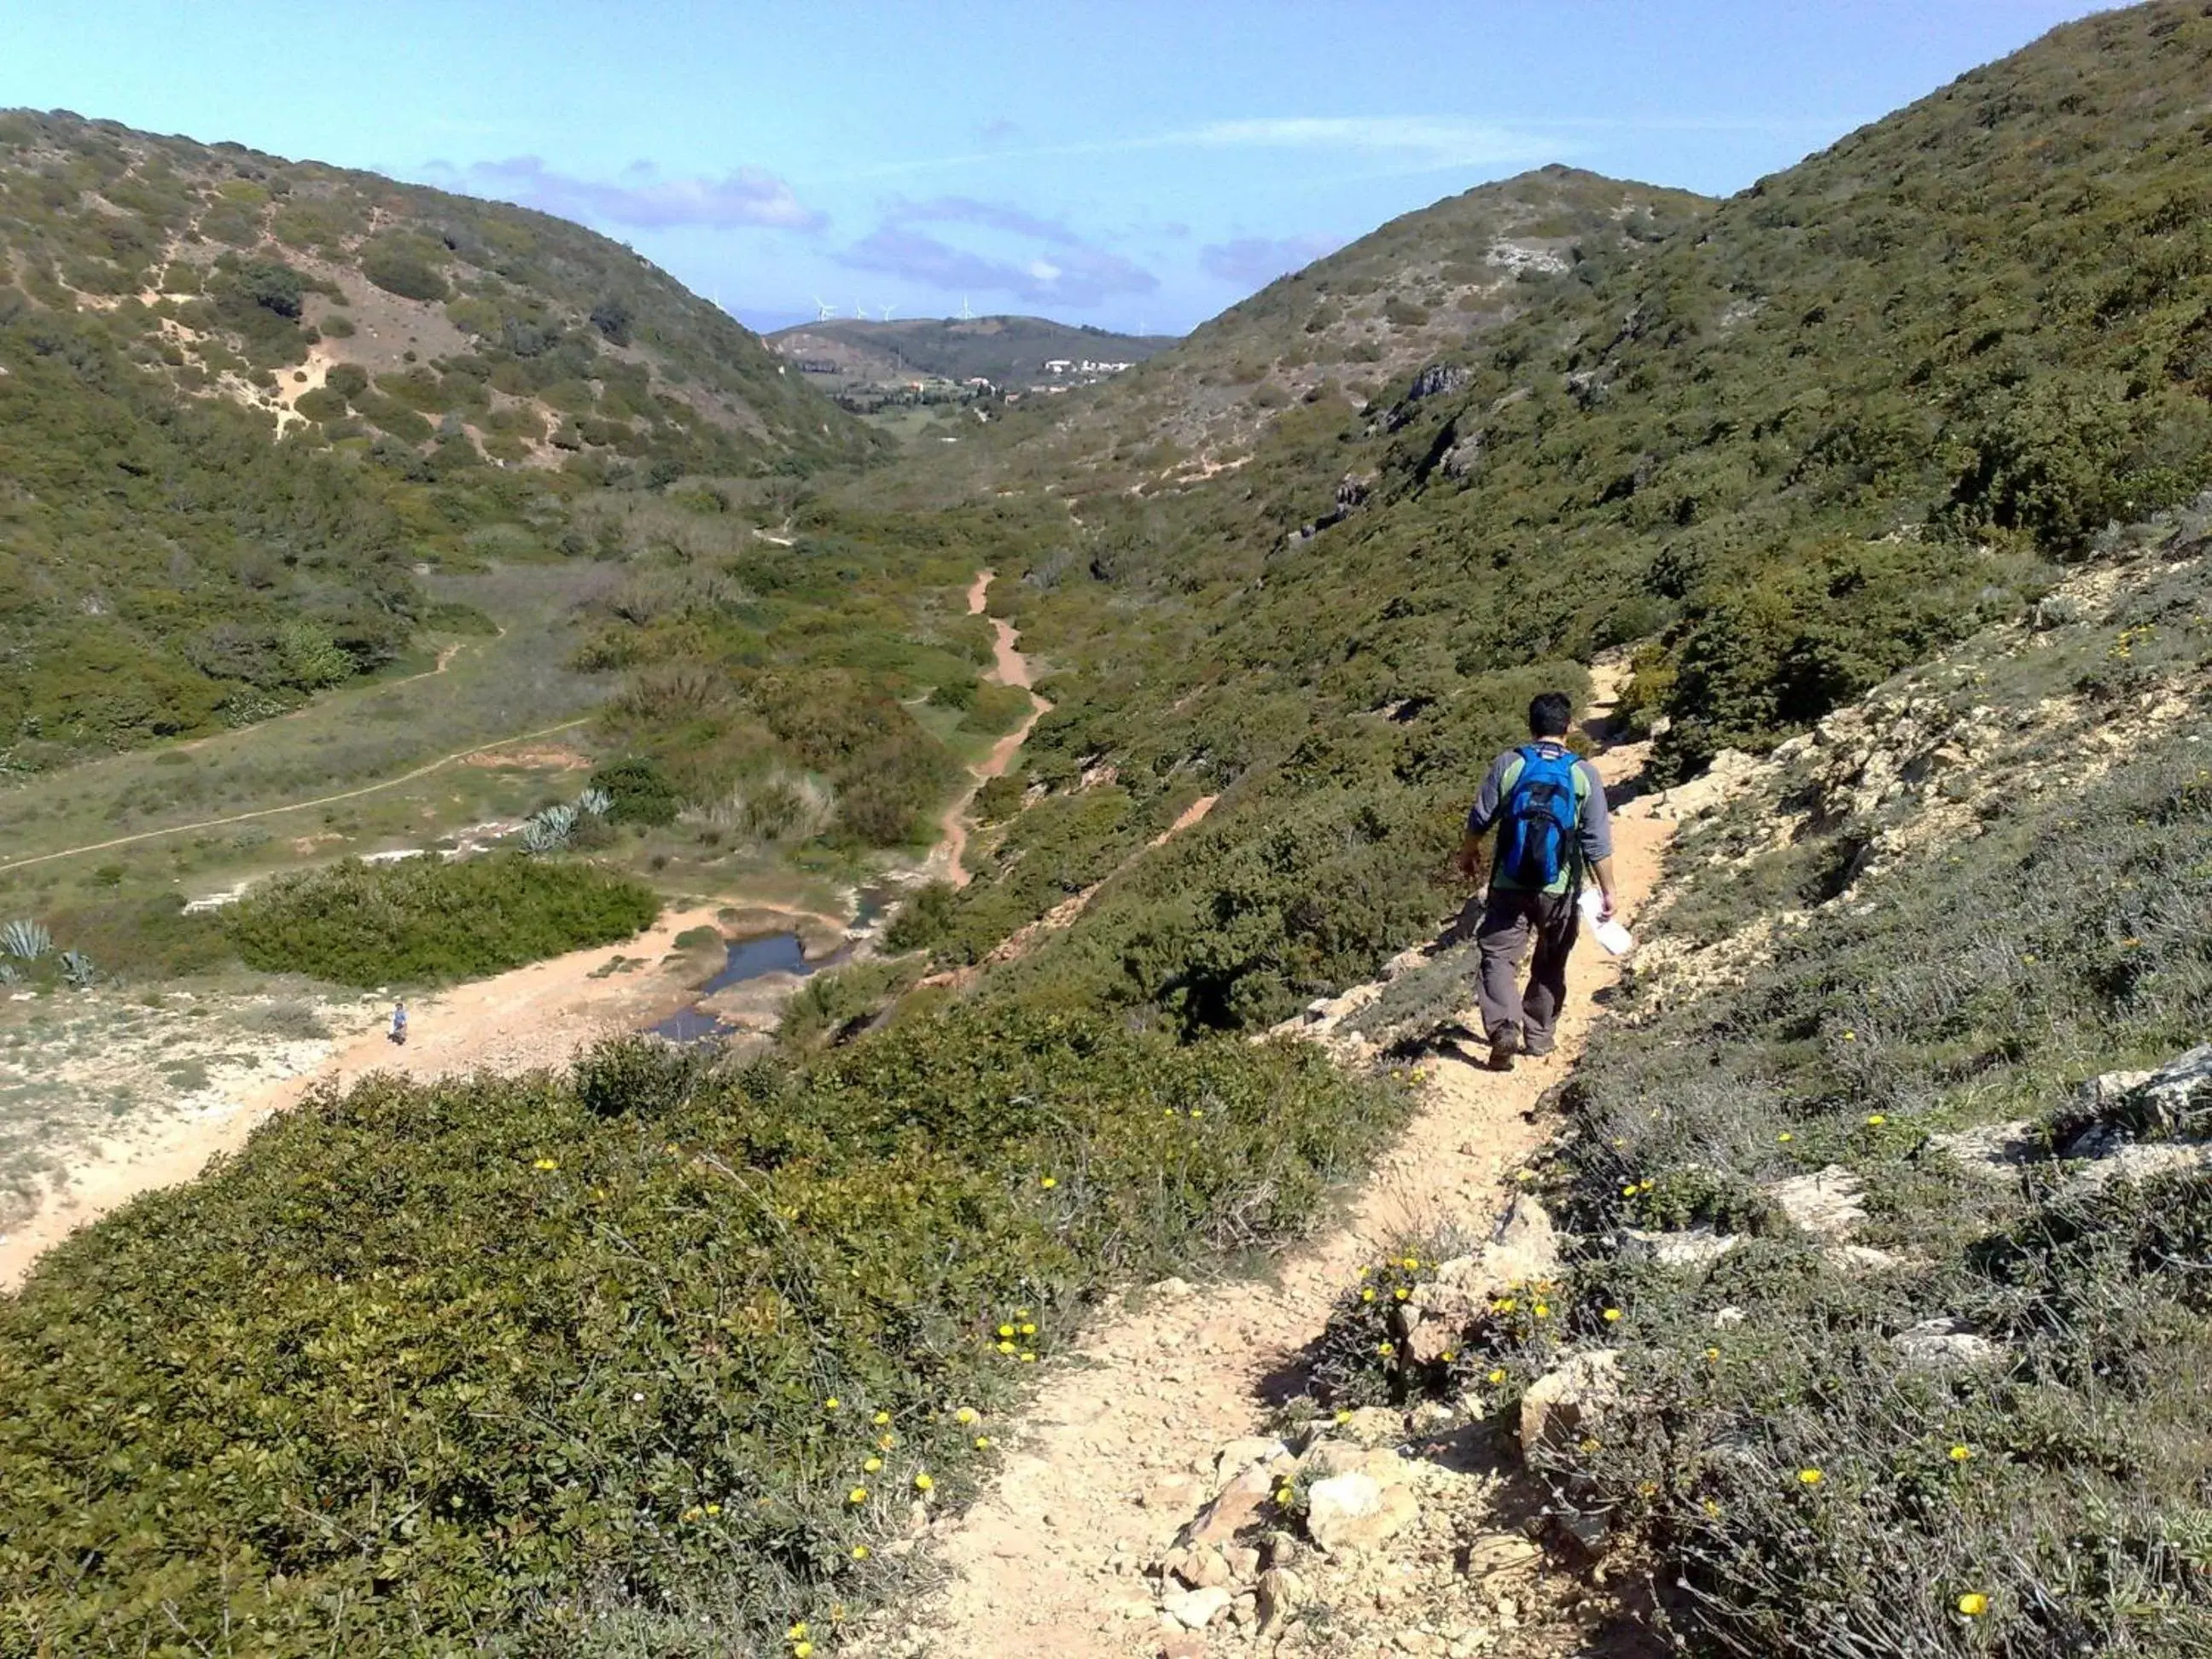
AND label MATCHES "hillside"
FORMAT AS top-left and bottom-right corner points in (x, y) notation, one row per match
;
(972, 167), (1712, 479)
(17, 5), (2212, 1657)
(0, 109), (879, 760)
(768, 313), (1173, 392)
